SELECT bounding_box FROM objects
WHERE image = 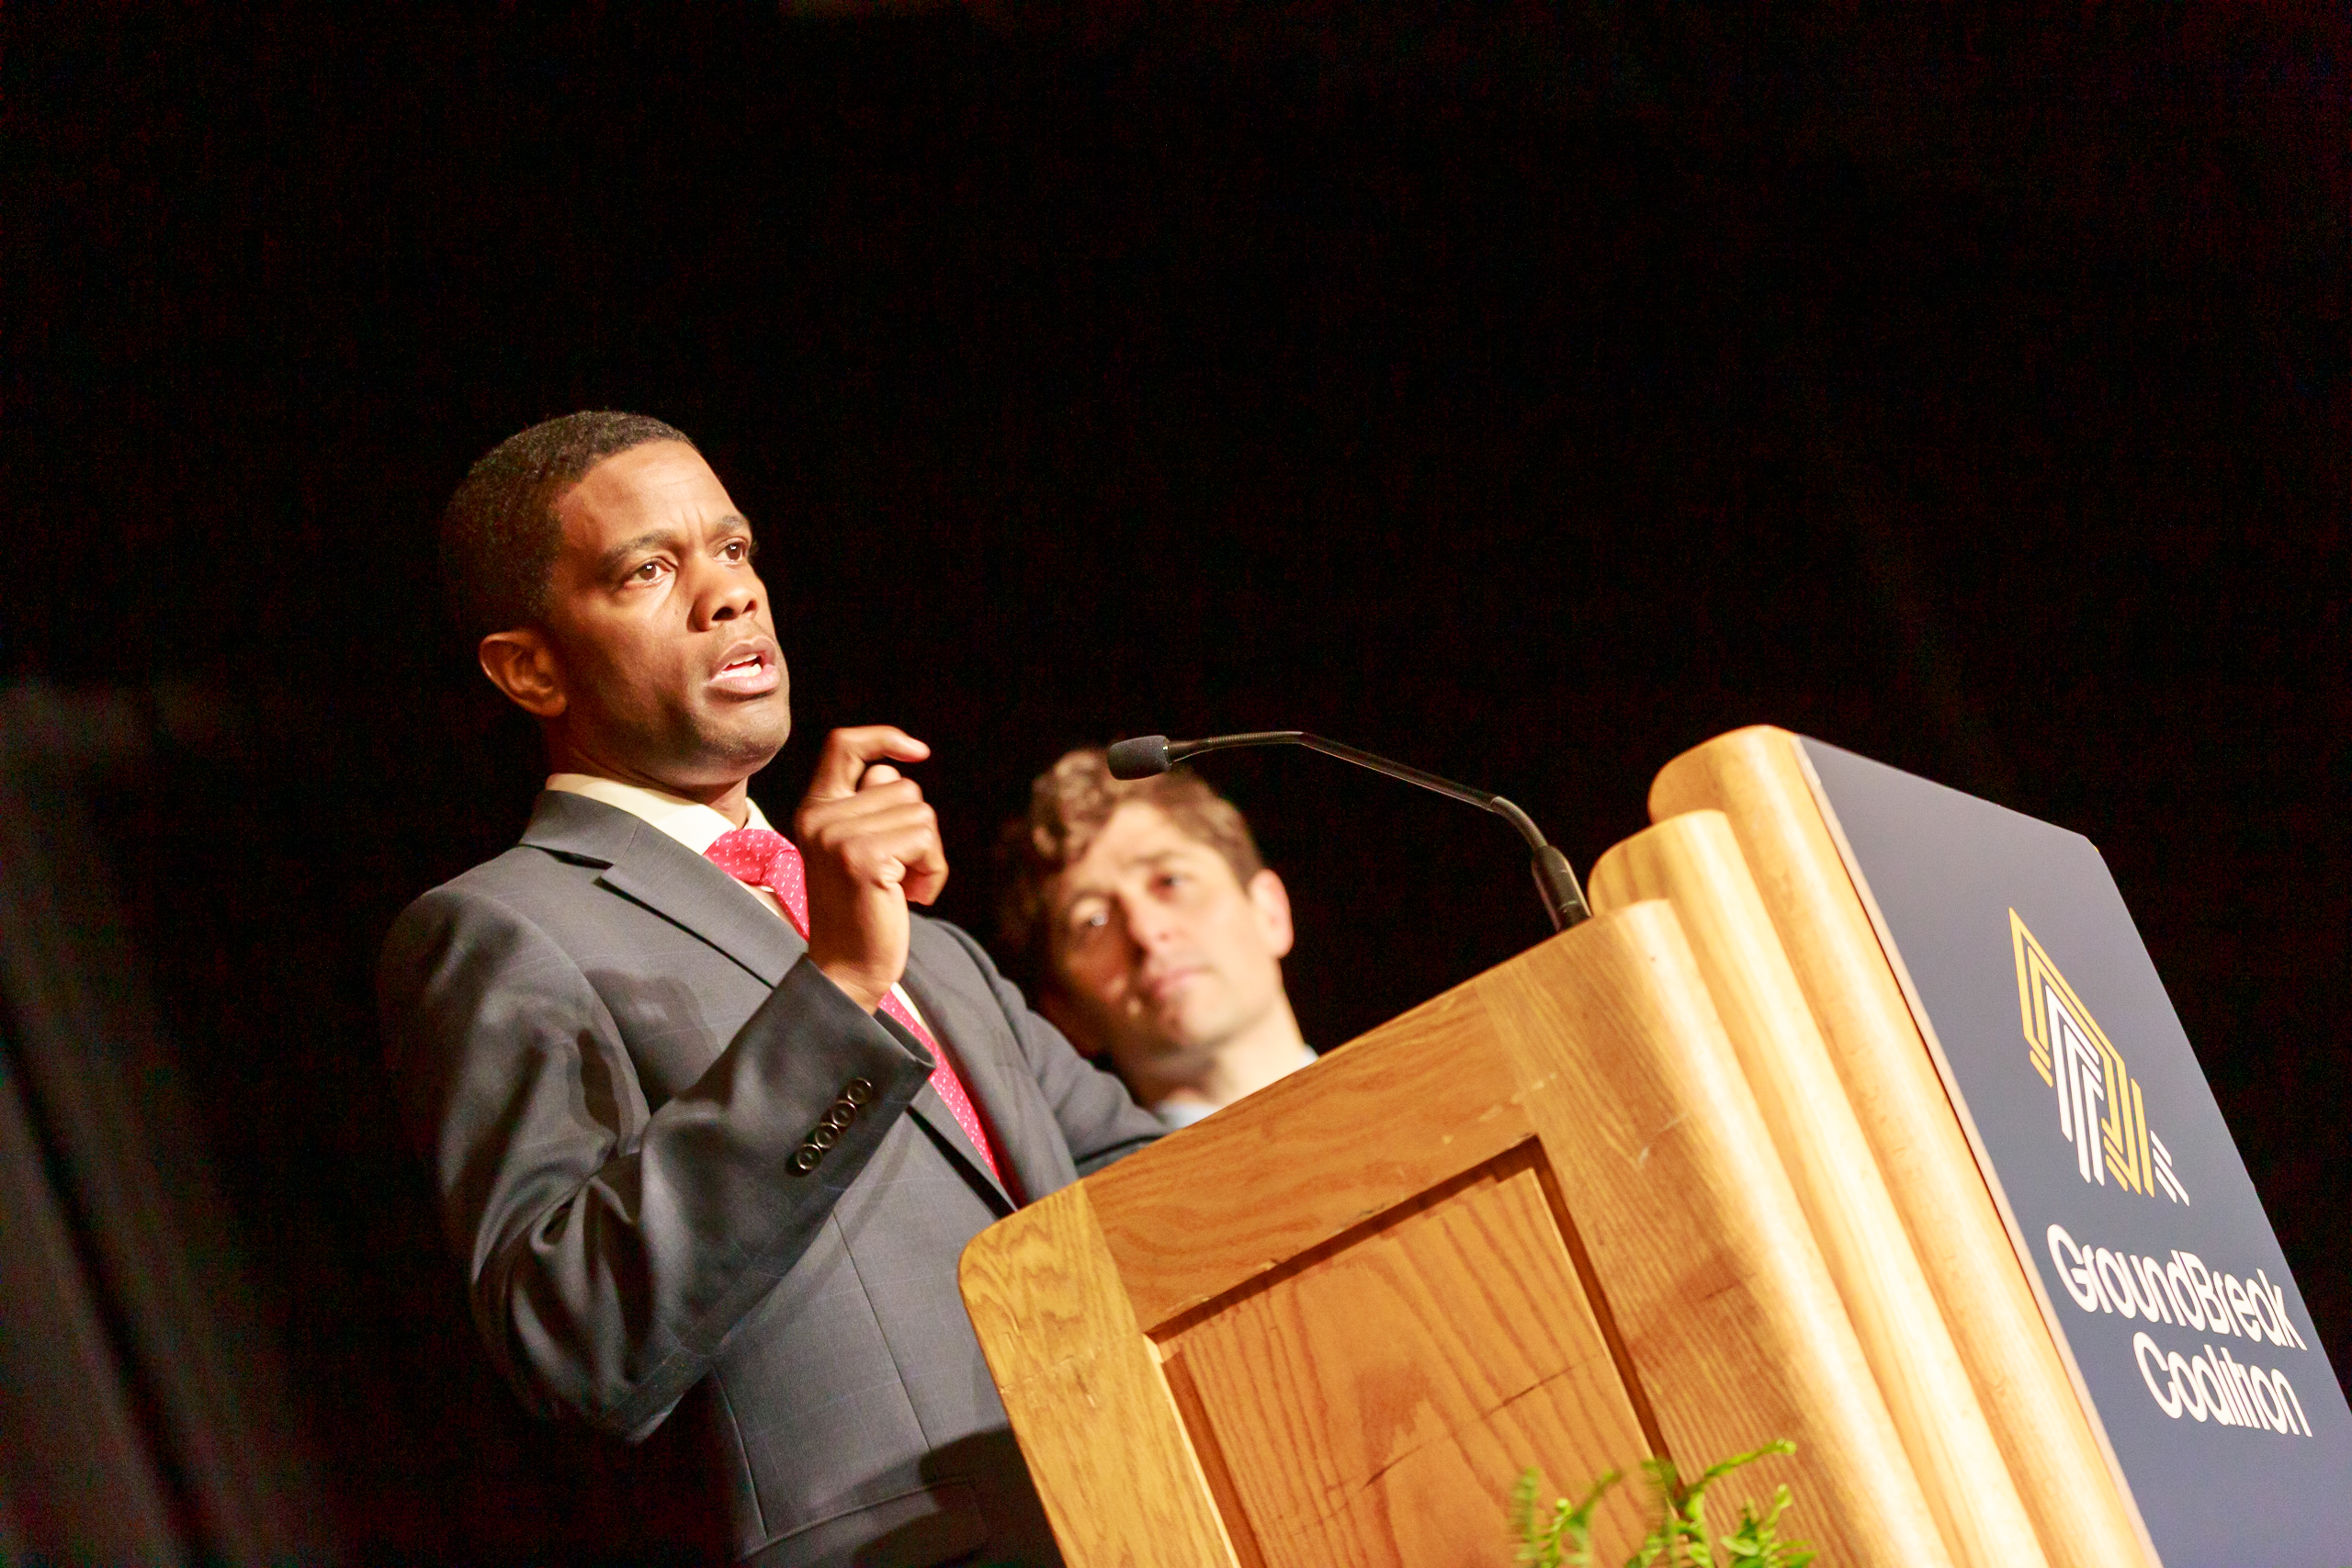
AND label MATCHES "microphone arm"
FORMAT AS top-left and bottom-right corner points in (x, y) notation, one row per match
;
(1104, 730), (1592, 931)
